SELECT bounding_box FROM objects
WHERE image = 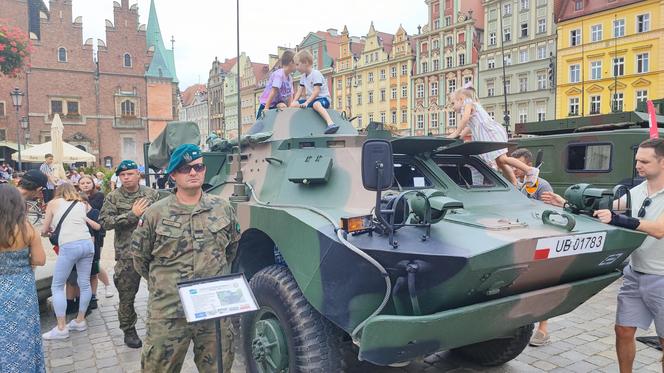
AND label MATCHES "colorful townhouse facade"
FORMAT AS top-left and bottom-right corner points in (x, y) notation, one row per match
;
(555, 0), (664, 119)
